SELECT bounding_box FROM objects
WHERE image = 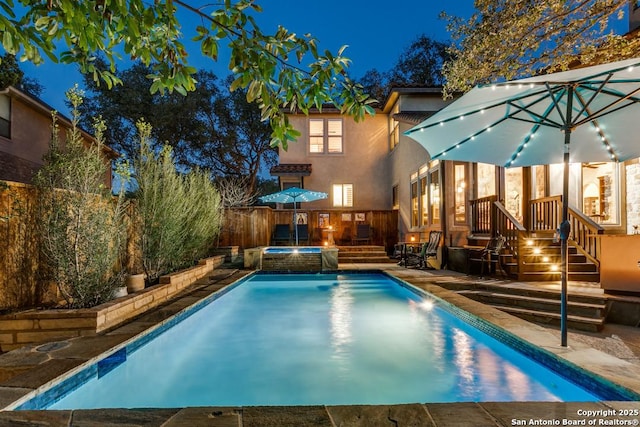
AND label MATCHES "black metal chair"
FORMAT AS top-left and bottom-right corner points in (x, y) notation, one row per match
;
(468, 235), (507, 277)
(295, 224), (309, 245)
(405, 230), (442, 269)
(271, 224), (291, 245)
(339, 227), (352, 245)
(352, 224), (371, 245)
